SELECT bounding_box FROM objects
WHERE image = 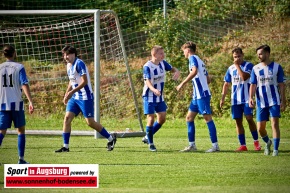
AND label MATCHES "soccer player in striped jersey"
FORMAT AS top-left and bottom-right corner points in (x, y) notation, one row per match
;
(220, 47), (261, 152)
(142, 45), (180, 151)
(177, 41), (219, 153)
(0, 45), (34, 164)
(55, 45), (116, 152)
(249, 45), (286, 156)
